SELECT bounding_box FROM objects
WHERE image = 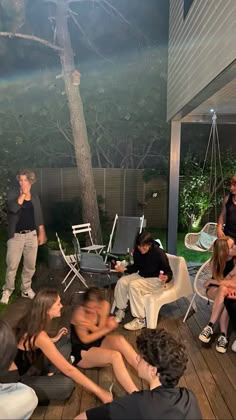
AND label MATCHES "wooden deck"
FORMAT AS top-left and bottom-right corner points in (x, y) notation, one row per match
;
(4, 265), (236, 419)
